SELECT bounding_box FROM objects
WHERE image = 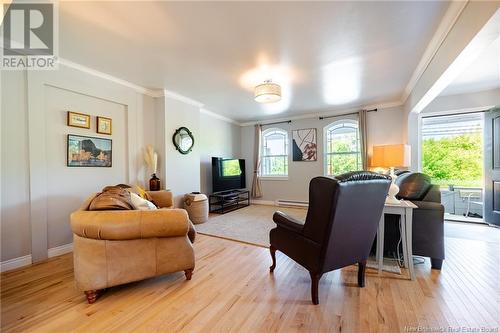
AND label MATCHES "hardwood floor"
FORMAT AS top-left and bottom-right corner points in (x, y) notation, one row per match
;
(1, 224), (499, 332)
